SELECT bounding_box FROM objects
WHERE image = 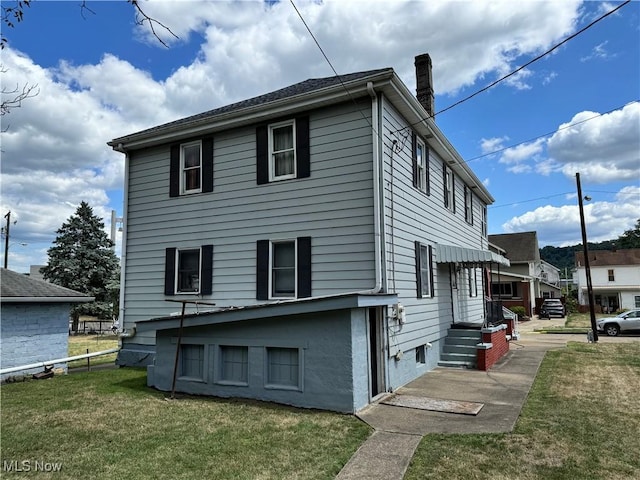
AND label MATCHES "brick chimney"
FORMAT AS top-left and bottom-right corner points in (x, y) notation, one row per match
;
(415, 53), (435, 118)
